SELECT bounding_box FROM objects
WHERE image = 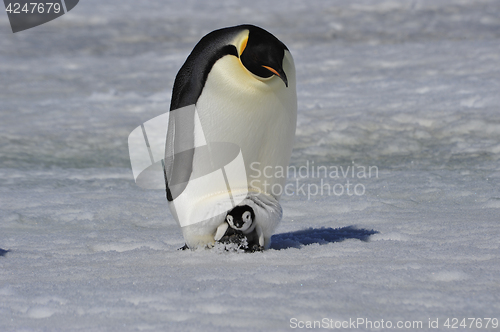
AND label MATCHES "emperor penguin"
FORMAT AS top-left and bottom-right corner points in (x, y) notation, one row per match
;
(165, 24), (297, 250)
